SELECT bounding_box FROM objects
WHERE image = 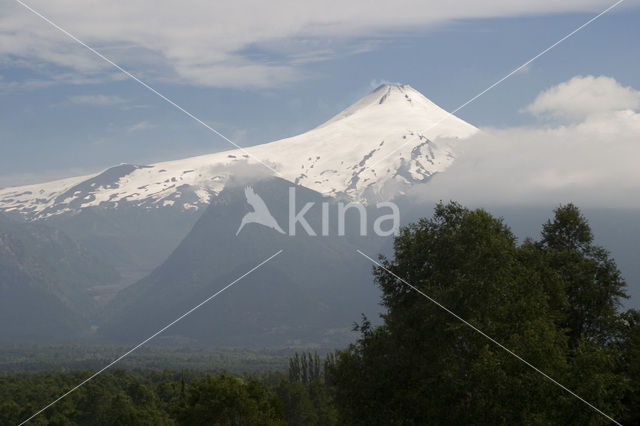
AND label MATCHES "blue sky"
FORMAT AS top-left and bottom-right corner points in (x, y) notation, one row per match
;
(0, 1), (639, 187)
